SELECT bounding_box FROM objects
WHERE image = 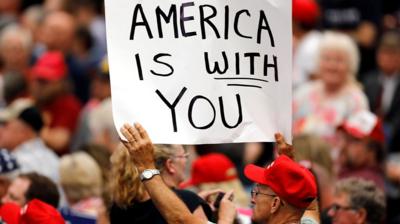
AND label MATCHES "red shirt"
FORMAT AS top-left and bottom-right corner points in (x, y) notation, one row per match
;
(42, 94), (81, 133)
